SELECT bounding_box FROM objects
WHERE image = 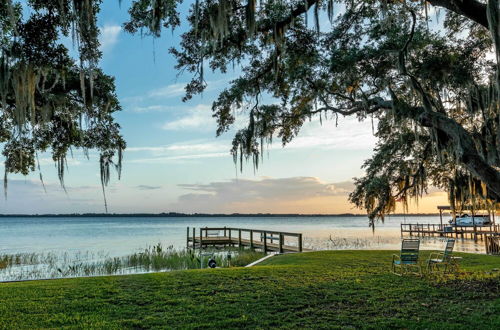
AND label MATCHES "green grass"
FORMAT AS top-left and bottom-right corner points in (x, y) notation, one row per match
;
(1, 250), (500, 329)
